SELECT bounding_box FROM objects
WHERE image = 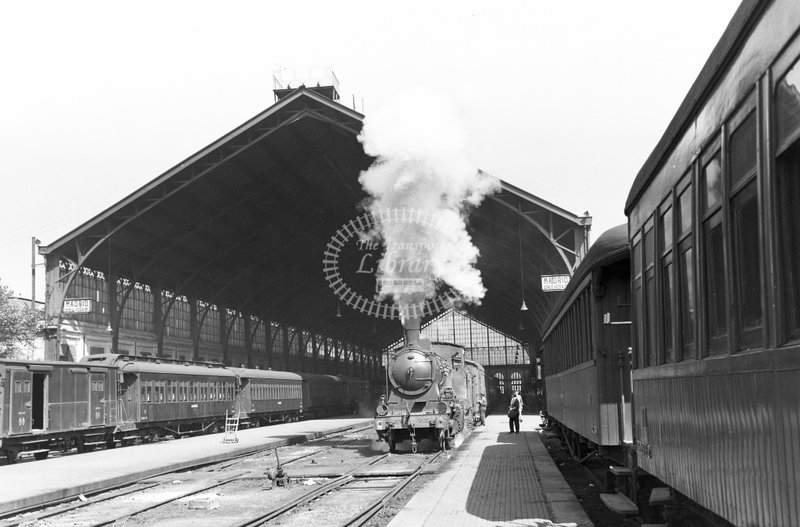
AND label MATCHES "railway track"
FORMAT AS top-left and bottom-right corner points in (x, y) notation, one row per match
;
(0, 426), (446, 527)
